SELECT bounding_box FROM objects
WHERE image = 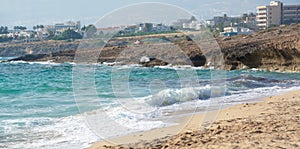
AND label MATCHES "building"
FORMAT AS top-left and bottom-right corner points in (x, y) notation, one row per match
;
(205, 20), (215, 26)
(172, 19), (190, 29)
(205, 13), (257, 32)
(256, 1), (283, 30)
(6, 29), (35, 39)
(42, 21), (81, 37)
(54, 21), (81, 32)
(242, 13), (257, 30)
(183, 21), (203, 30)
(222, 26), (251, 36)
(96, 26), (123, 35)
(283, 5), (300, 24)
(152, 24), (171, 32)
(256, 1), (300, 29)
